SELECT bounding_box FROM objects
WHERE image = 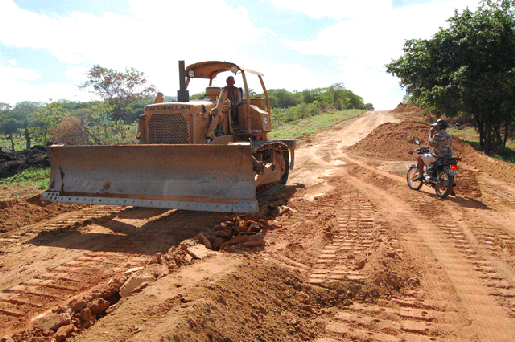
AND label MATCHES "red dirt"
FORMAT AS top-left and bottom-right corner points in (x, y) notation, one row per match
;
(1, 105), (515, 341)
